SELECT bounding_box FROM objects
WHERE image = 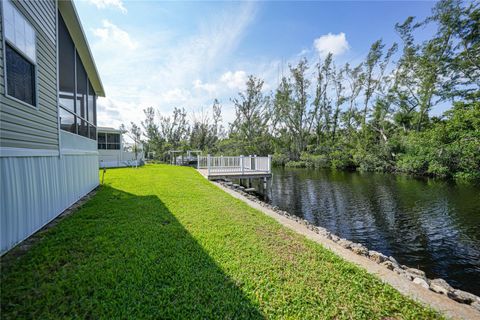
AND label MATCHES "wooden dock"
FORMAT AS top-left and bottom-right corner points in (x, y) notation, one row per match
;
(197, 155), (272, 180)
